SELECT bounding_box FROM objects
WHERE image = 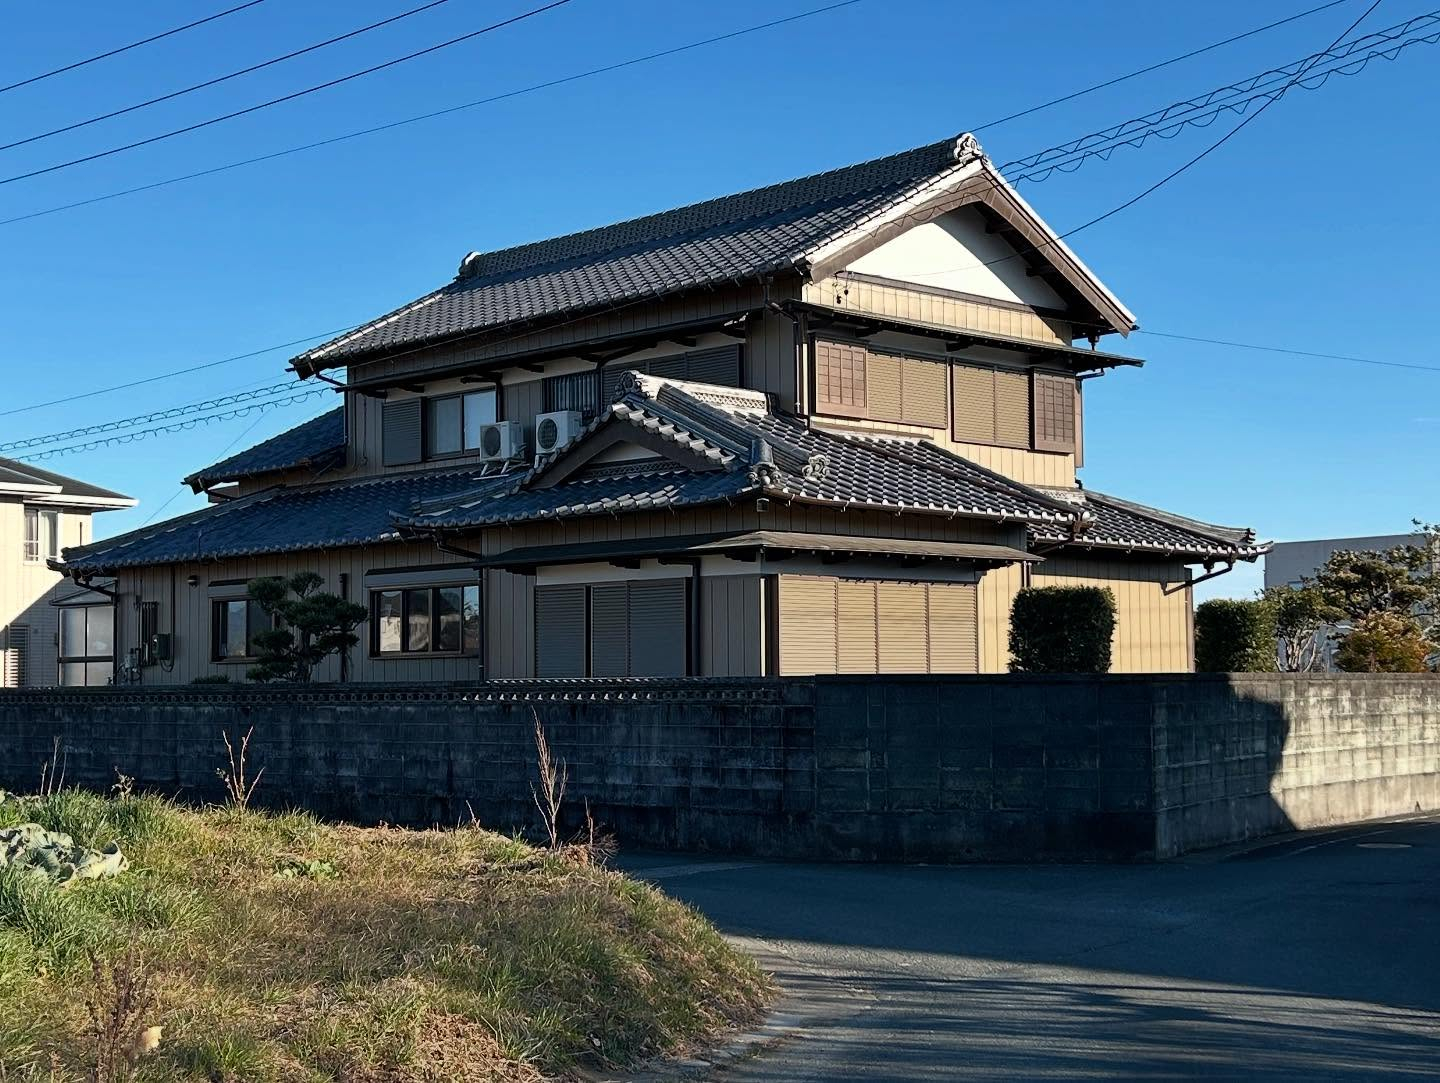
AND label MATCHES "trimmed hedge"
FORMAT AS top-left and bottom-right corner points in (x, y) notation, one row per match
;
(1194, 598), (1277, 672)
(1009, 586), (1116, 673)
